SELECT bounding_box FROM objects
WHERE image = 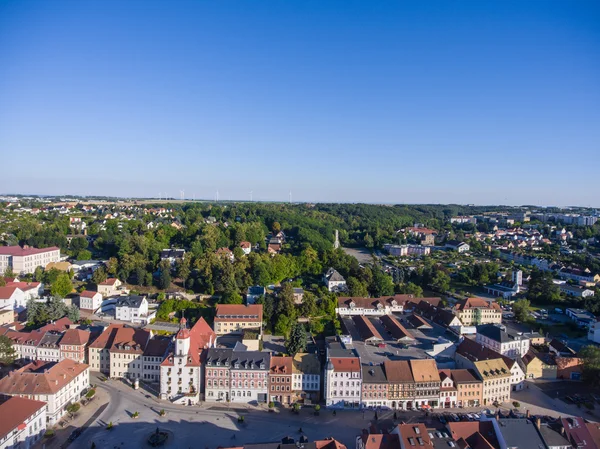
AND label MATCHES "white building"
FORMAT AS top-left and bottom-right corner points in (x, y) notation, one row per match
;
(78, 290), (103, 311)
(97, 278), (122, 297)
(475, 324), (530, 359)
(0, 359), (90, 425)
(324, 357), (362, 409)
(115, 295), (149, 324)
(35, 332), (62, 362)
(0, 246), (61, 275)
(4, 282), (43, 301)
(0, 397), (46, 449)
(383, 244), (431, 257)
(324, 268), (347, 292)
(292, 352), (321, 403)
(336, 295), (411, 316)
(0, 287), (26, 311)
(560, 285), (595, 298)
(588, 320), (600, 344)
